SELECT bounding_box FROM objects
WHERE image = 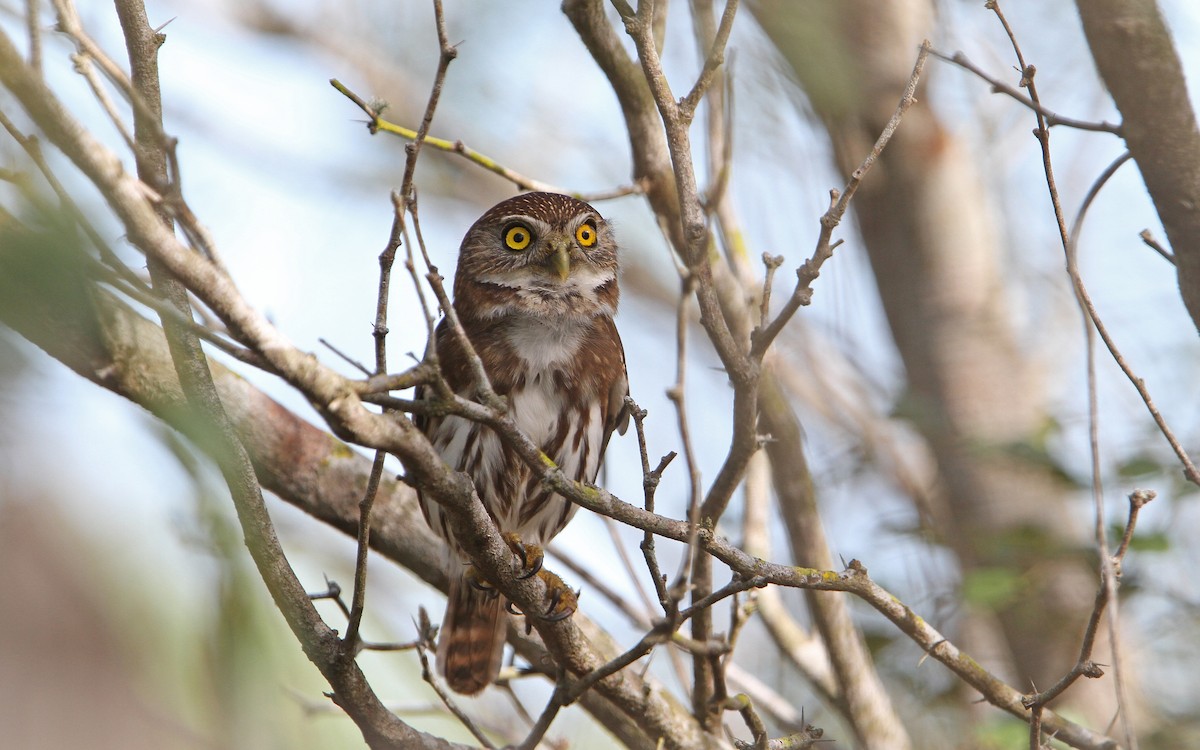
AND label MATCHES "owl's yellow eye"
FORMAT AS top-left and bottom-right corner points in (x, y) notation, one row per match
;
(504, 223), (532, 251)
(576, 221), (597, 248)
